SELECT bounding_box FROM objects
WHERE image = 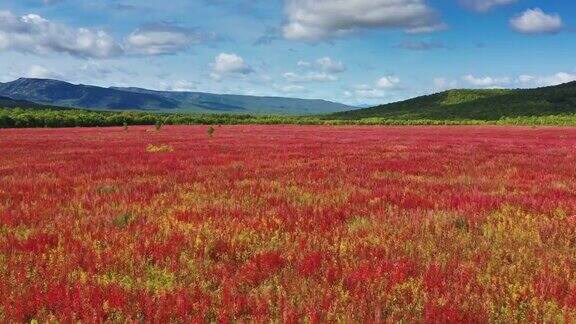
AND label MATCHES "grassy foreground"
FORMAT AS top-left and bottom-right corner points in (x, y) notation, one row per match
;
(1, 126), (576, 321)
(2, 107), (576, 128)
